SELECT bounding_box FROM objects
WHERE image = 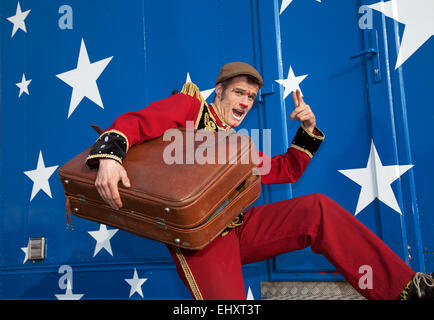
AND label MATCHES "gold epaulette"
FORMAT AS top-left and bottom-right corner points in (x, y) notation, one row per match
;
(181, 82), (208, 108)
